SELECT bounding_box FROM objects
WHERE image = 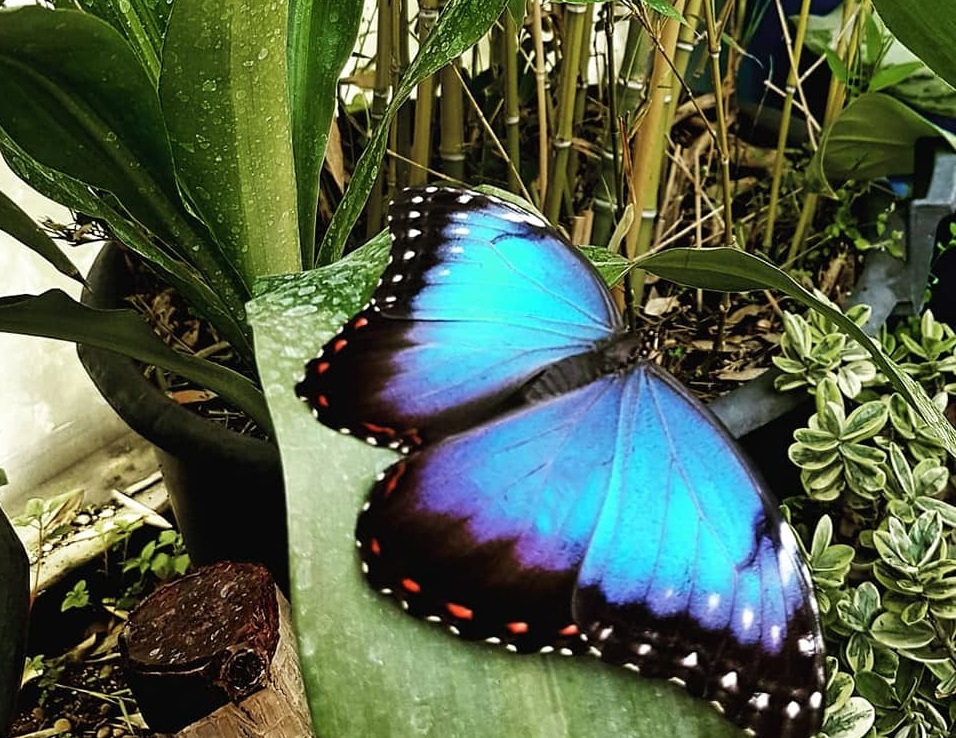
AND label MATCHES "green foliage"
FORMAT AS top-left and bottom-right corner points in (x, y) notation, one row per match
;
(780, 305), (956, 736)
(0, 0), (363, 421)
(61, 579), (90, 612)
